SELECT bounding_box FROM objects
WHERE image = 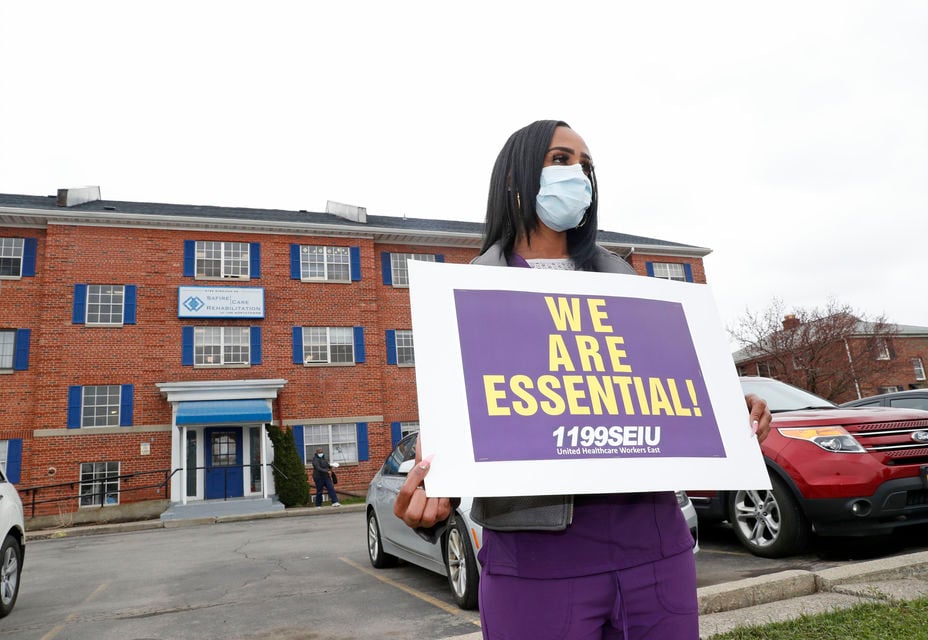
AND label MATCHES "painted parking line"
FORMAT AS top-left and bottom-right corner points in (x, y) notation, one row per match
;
(340, 557), (481, 628)
(698, 547), (752, 557)
(40, 581), (110, 640)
